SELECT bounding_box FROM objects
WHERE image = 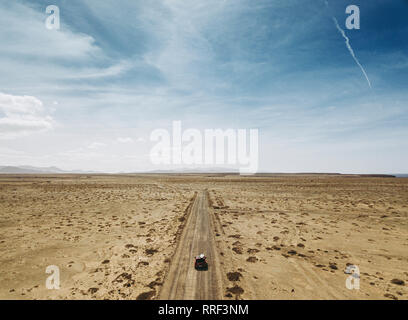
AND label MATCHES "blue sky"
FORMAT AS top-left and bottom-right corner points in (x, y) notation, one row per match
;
(0, 0), (407, 173)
